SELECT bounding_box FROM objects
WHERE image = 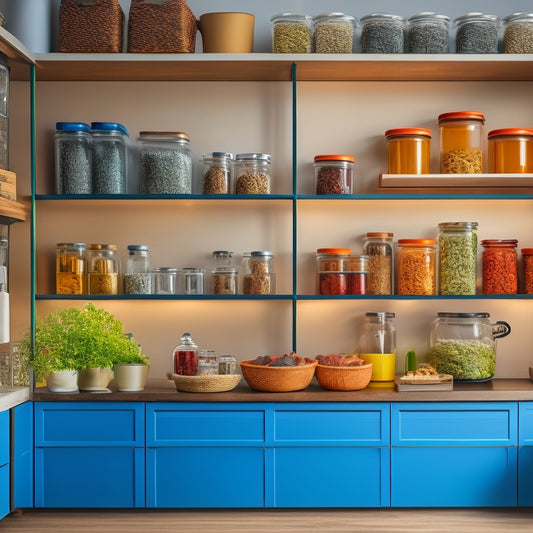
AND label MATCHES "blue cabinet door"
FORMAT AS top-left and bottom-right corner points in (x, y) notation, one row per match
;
(13, 402), (33, 510)
(0, 410), (9, 519)
(518, 402), (533, 505)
